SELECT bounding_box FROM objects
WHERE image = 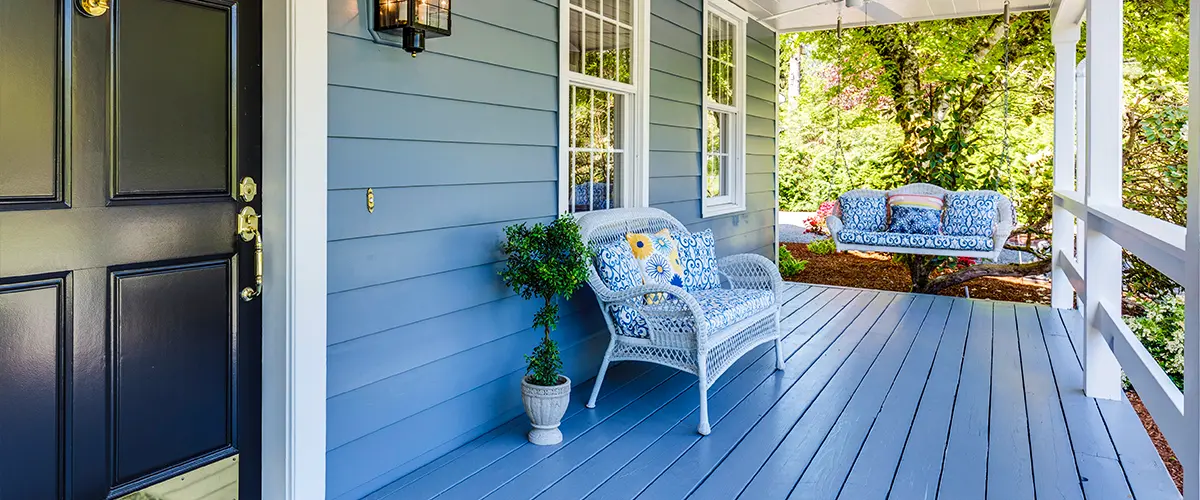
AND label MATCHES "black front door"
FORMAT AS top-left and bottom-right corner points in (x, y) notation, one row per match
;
(0, 0), (262, 498)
